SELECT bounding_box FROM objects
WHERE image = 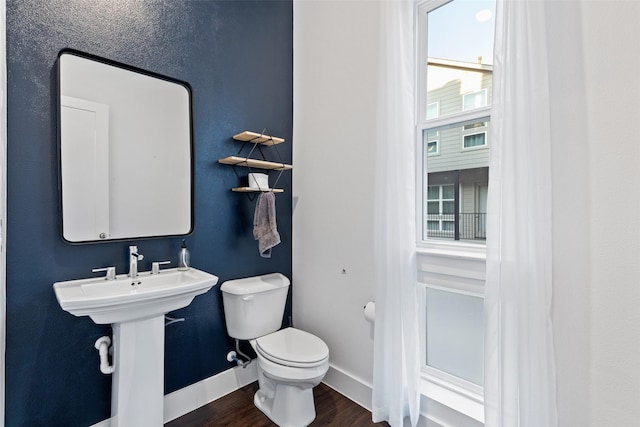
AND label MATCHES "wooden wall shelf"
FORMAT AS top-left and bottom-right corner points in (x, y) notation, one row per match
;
(231, 187), (284, 193)
(218, 156), (293, 171)
(233, 131), (285, 146)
